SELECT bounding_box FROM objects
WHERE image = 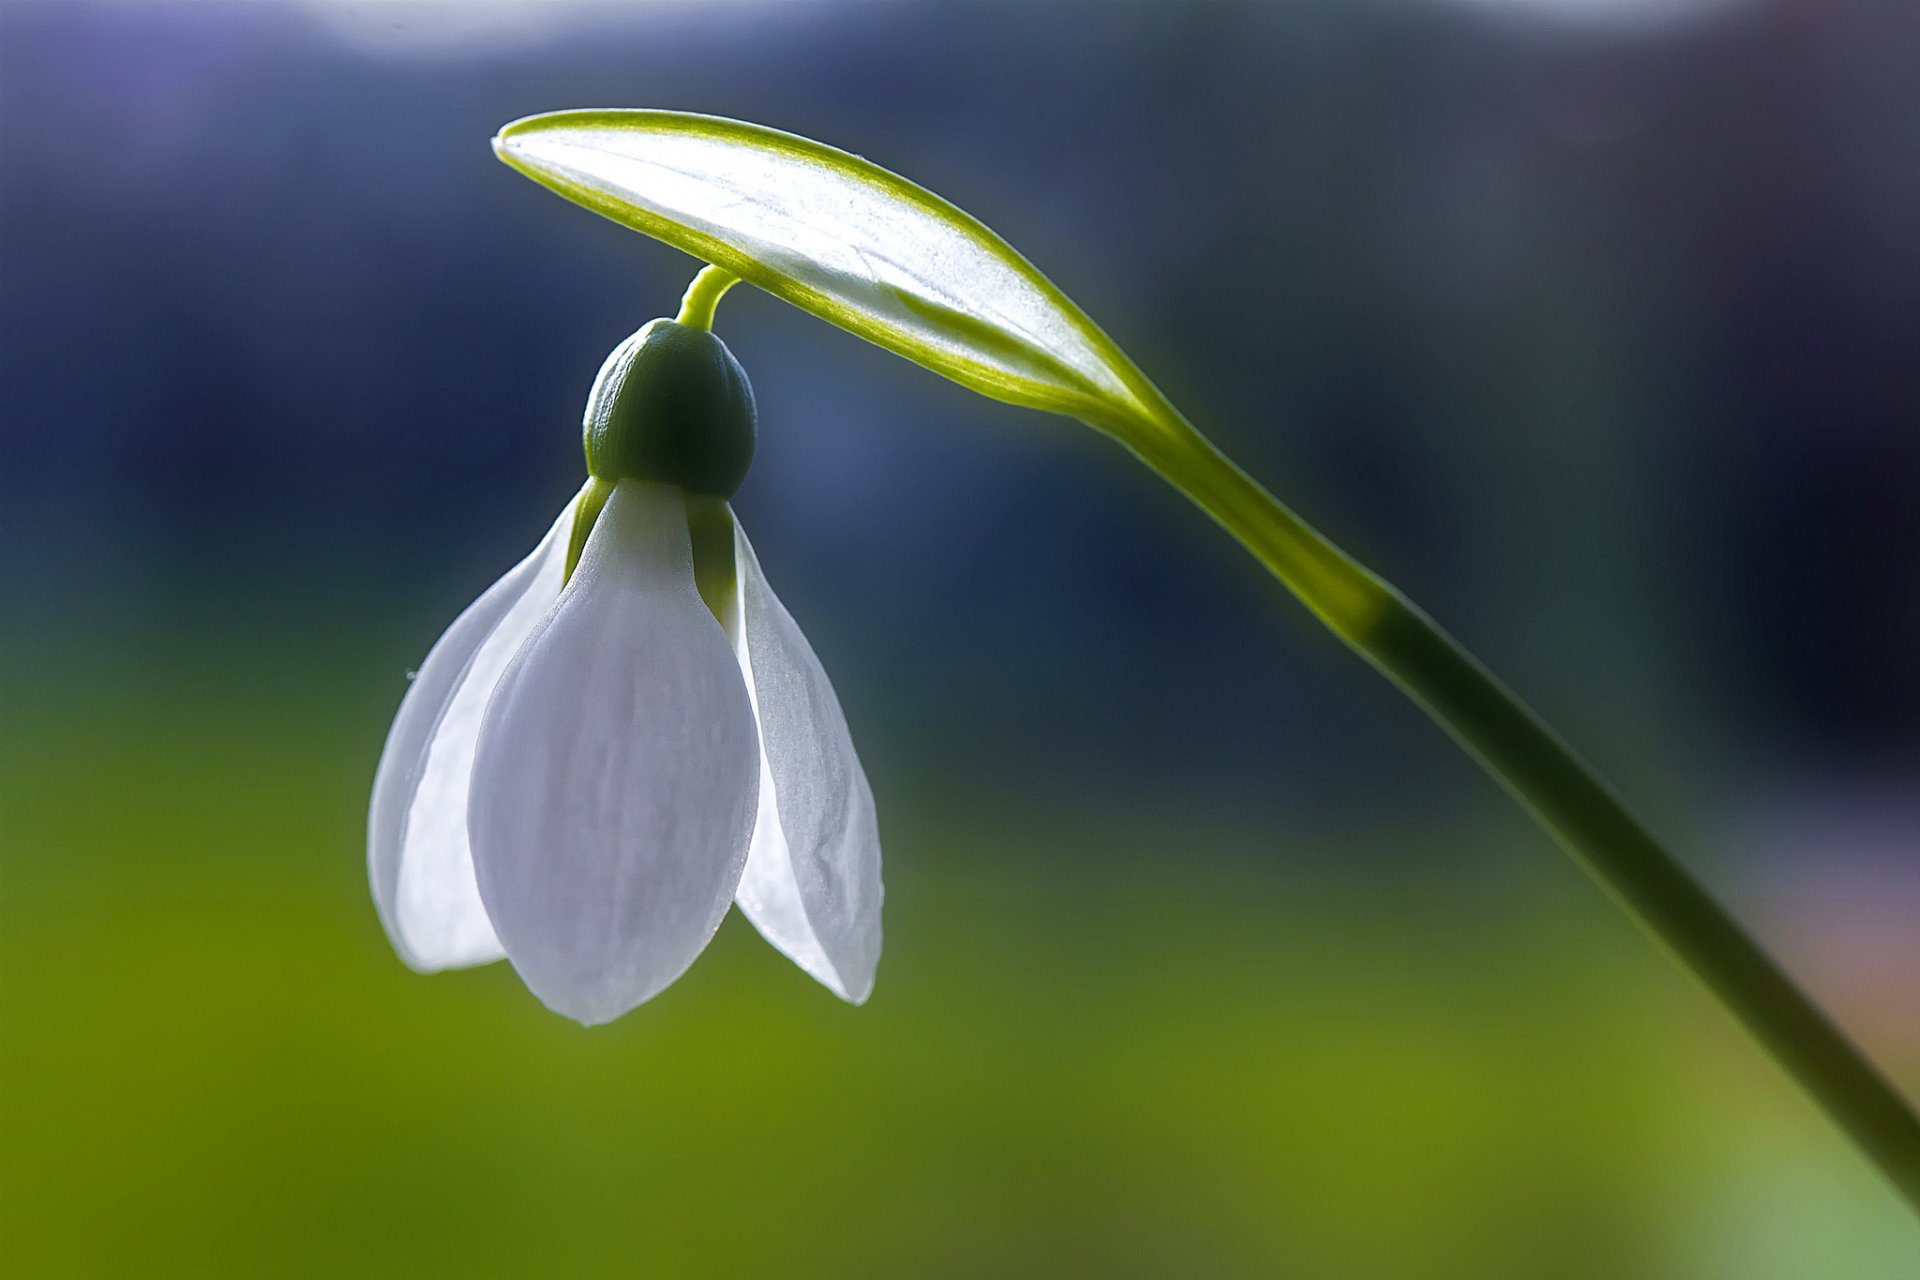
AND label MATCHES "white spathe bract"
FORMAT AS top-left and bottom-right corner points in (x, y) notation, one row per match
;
(368, 479), (884, 1023)
(493, 111), (1152, 425)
